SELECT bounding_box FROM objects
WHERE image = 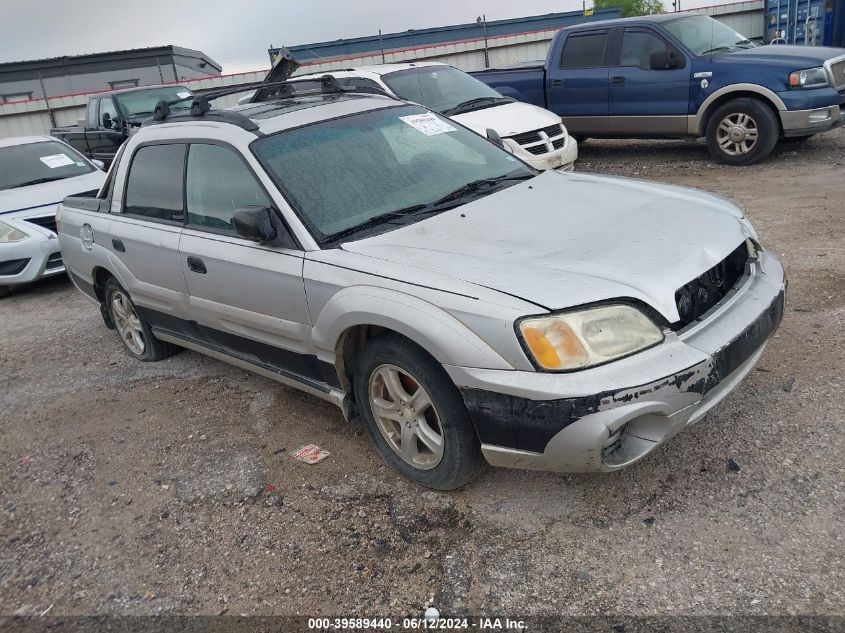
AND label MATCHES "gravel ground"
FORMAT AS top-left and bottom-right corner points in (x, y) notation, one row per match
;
(1, 129), (843, 623)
